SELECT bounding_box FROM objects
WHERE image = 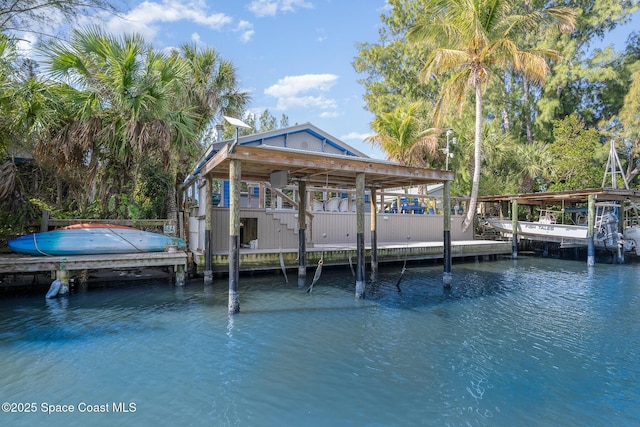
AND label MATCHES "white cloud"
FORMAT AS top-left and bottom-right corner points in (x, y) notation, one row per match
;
(191, 32), (203, 45)
(276, 95), (337, 110)
(341, 131), (374, 142)
(265, 74), (339, 112)
(236, 20), (255, 43)
(104, 0), (233, 41)
(281, 0), (314, 12)
(265, 74), (338, 97)
(248, 0), (313, 17)
(15, 32), (38, 58)
(248, 0), (278, 17)
(319, 111), (340, 118)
